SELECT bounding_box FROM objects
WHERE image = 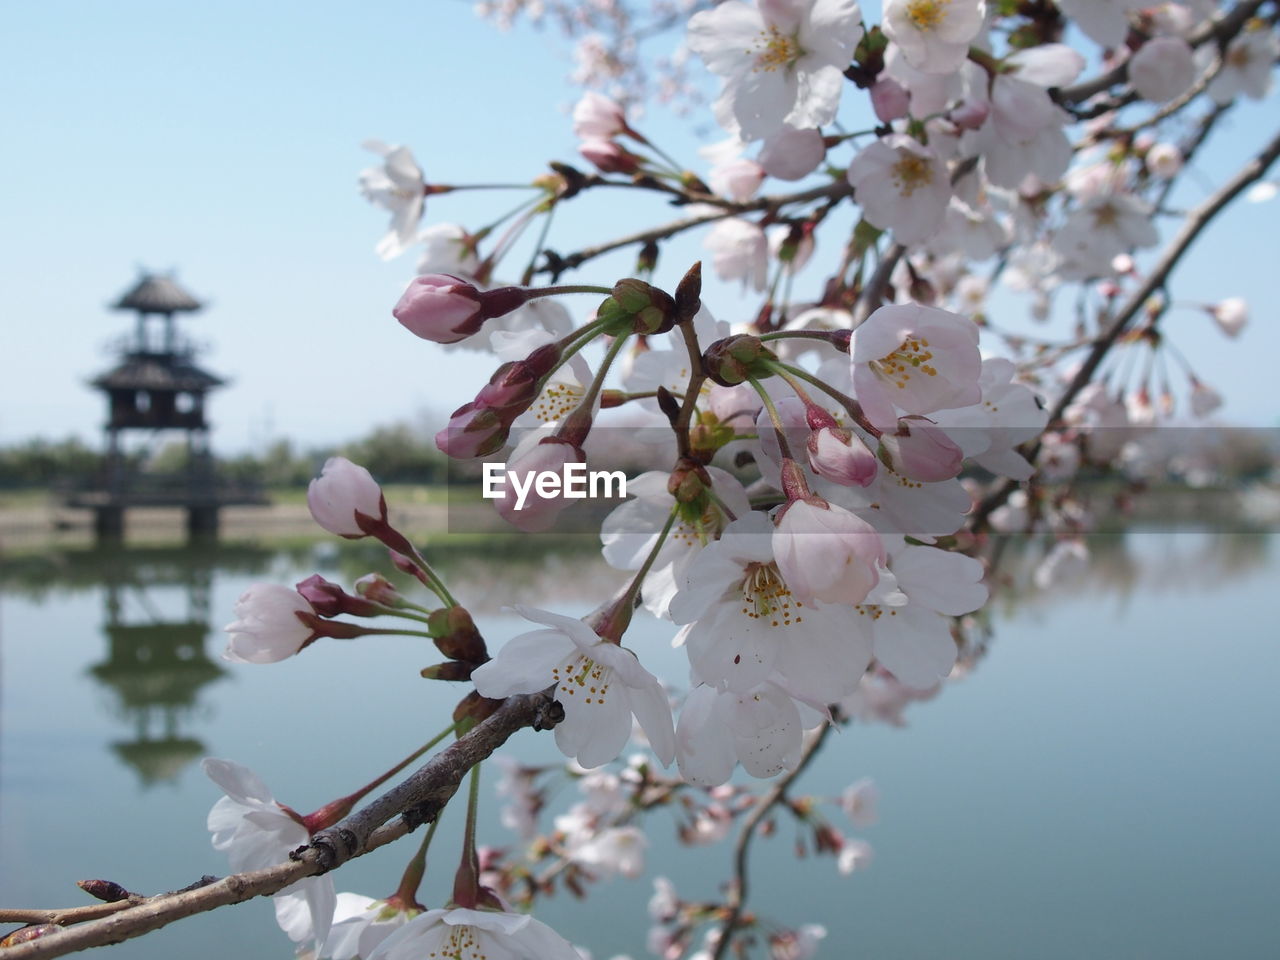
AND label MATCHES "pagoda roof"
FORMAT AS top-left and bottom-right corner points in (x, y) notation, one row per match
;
(112, 273), (204, 314)
(92, 355), (225, 392)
